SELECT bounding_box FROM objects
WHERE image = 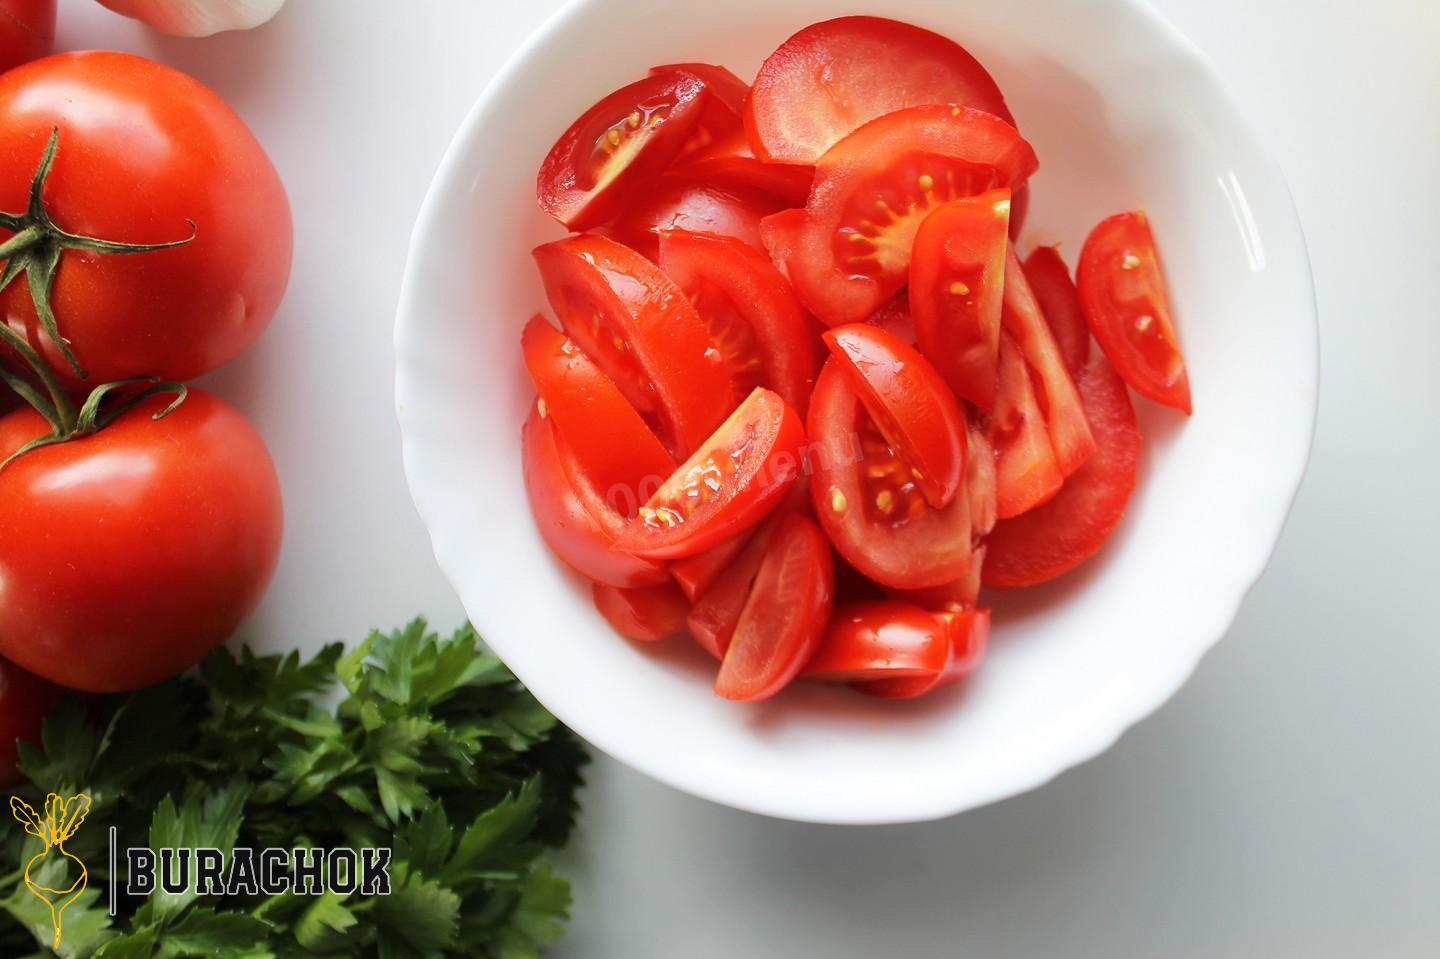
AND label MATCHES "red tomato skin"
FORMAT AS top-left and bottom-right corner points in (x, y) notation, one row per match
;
(675, 129), (814, 206)
(746, 16), (1014, 165)
(685, 515), (780, 659)
(856, 607), (989, 699)
(1077, 211), (1192, 414)
(0, 391), (283, 692)
(0, 654), (63, 787)
(991, 331), (1064, 518)
(715, 511), (834, 702)
(802, 601), (949, 683)
(0, 52), (291, 386)
(822, 323), (968, 509)
(606, 176), (787, 262)
(0, 0), (53, 74)
(1023, 245), (1090, 374)
(522, 405), (669, 589)
(983, 355), (1141, 588)
(592, 581), (690, 642)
